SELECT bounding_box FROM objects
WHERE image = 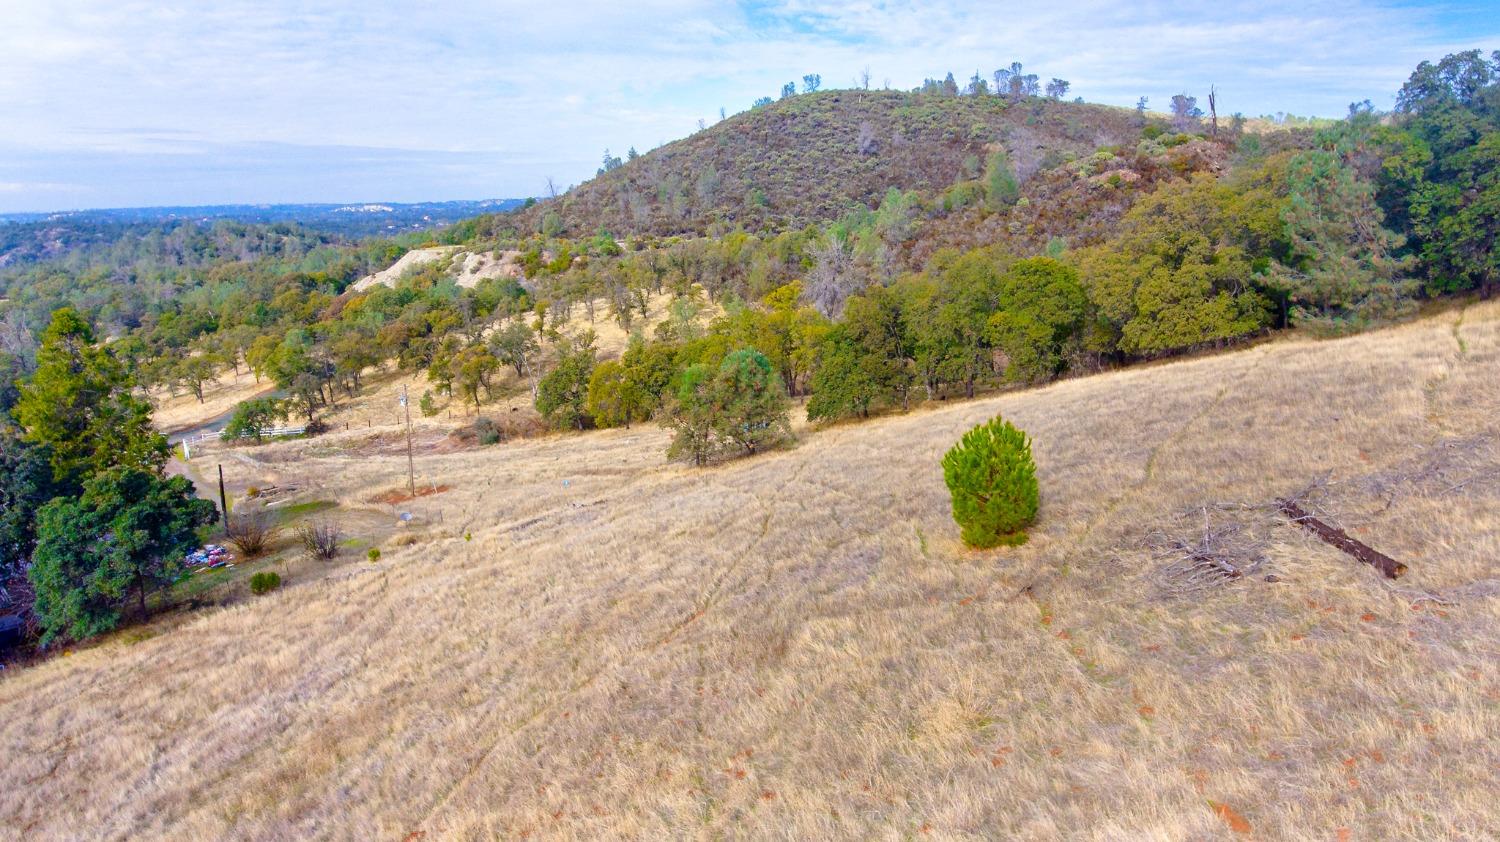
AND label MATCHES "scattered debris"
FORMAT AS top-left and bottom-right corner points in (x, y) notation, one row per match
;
(1277, 499), (1406, 579)
(183, 544), (235, 573)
